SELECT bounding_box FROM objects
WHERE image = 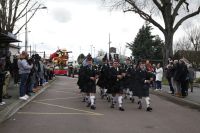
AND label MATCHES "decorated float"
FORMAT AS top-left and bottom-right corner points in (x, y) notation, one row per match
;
(50, 48), (70, 75)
